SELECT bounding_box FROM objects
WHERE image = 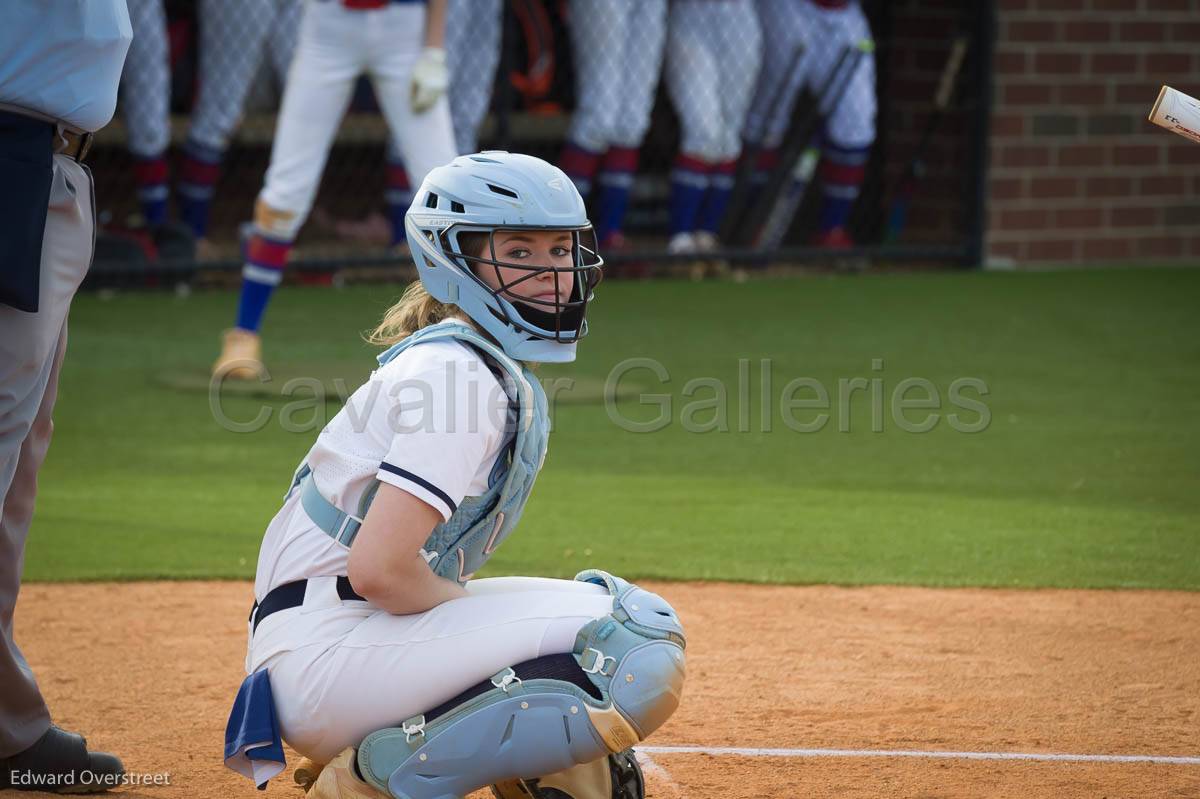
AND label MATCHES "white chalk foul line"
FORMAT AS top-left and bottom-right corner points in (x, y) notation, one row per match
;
(637, 746), (1200, 766)
(634, 751), (686, 798)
